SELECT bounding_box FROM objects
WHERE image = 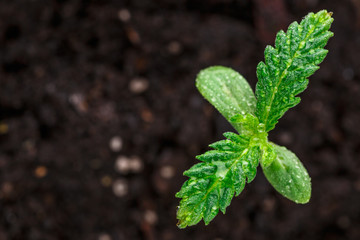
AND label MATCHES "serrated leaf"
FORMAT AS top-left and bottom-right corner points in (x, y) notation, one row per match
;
(176, 134), (261, 228)
(209, 139), (245, 152)
(184, 163), (217, 178)
(203, 189), (220, 224)
(255, 10), (334, 132)
(196, 66), (256, 133)
(223, 132), (250, 145)
(261, 143), (311, 204)
(196, 151), (242, 162)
